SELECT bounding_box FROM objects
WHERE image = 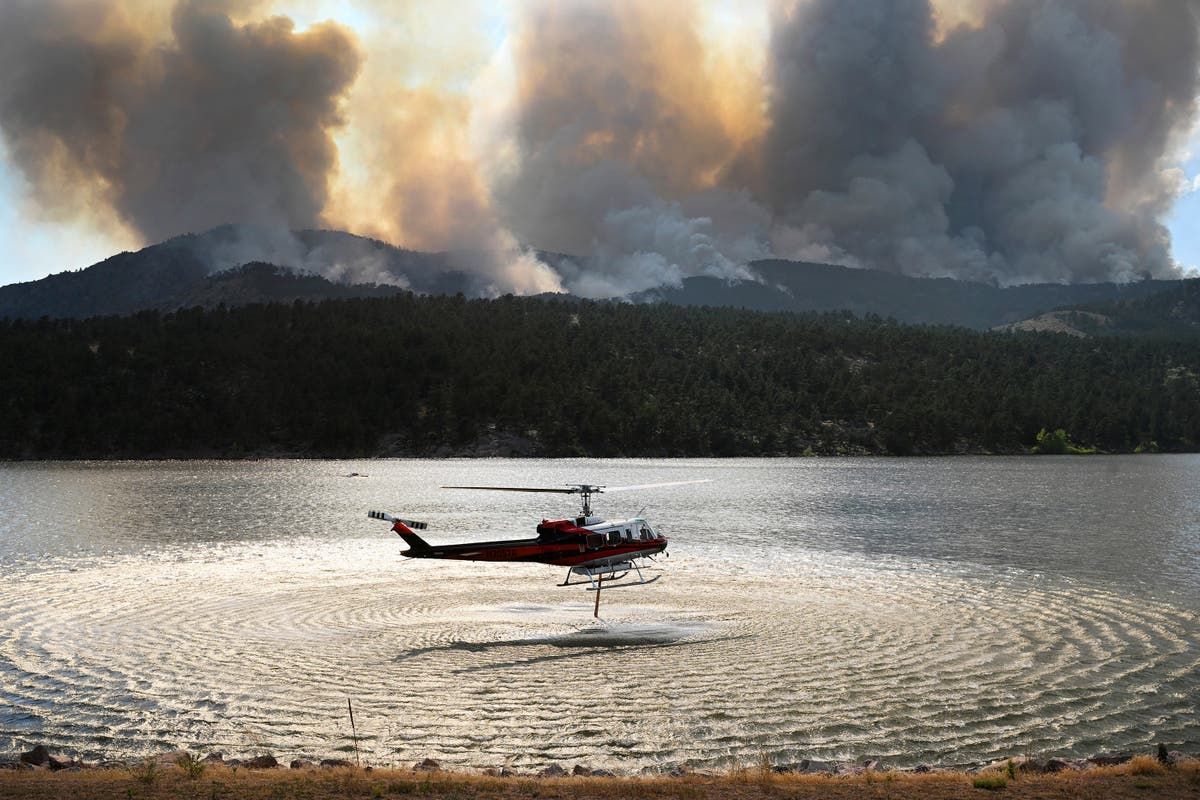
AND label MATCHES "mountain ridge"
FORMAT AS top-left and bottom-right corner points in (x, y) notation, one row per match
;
(0, 225), (1187, 329)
